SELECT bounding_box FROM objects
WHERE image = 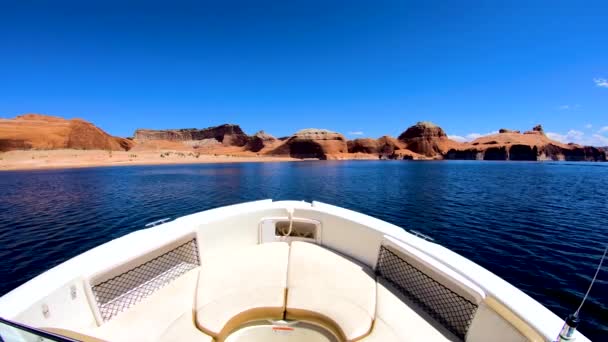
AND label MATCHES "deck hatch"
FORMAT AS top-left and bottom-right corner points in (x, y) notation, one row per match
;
(376, 245), (477, 340)
(92, 238), (200, 322)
